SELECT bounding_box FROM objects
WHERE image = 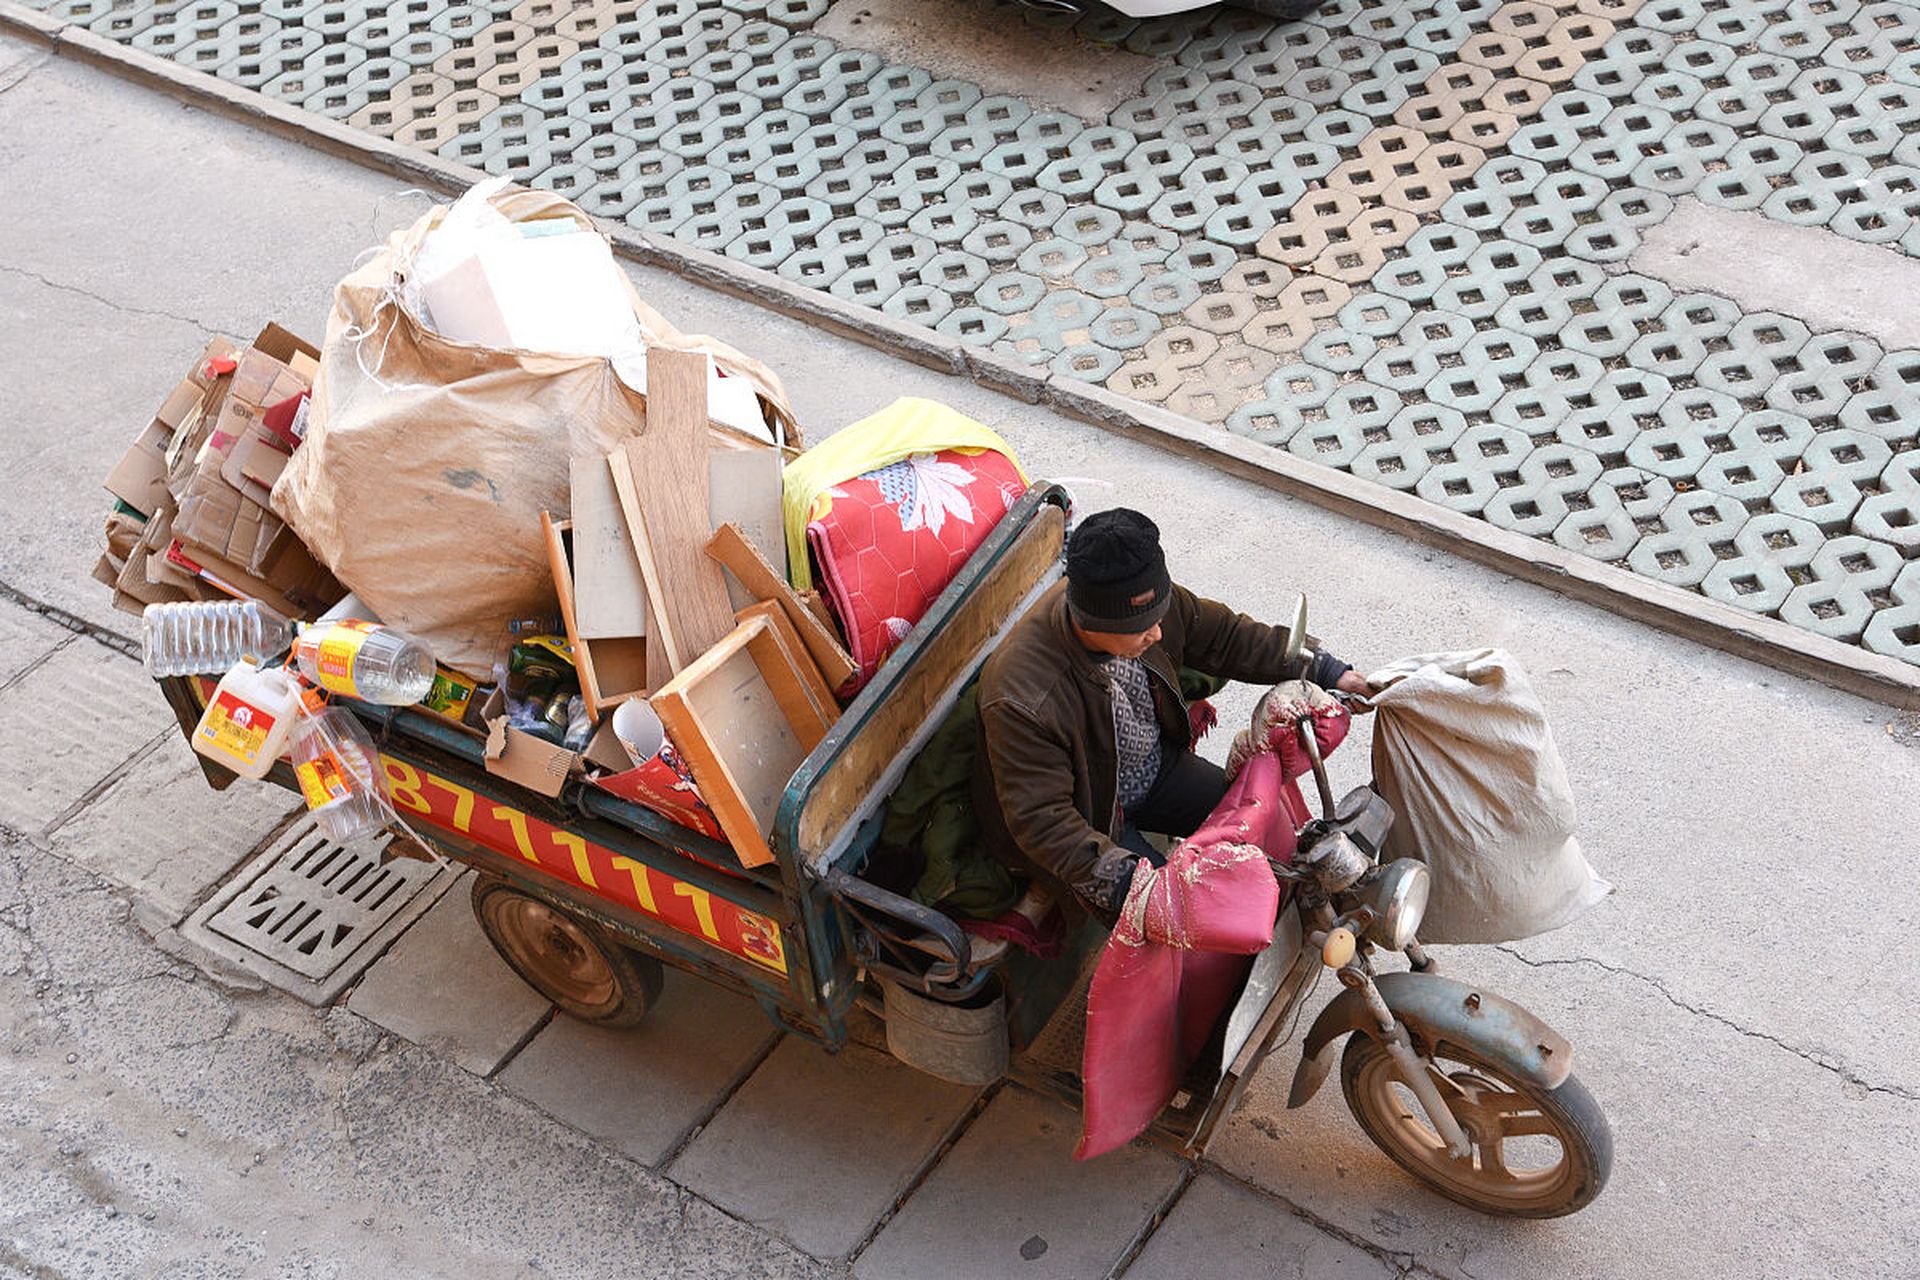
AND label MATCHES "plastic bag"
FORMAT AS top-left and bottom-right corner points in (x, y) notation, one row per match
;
(1367, 649), (1610, 944)
(272, 183), (796, 675)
